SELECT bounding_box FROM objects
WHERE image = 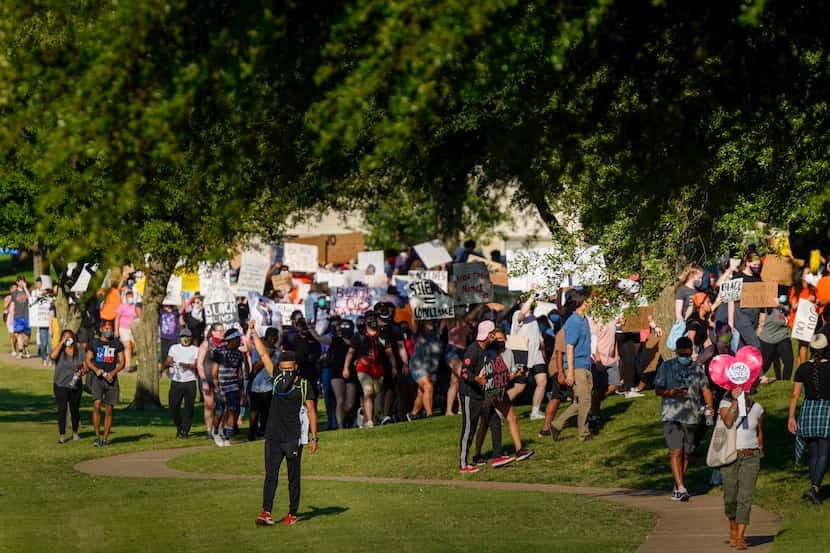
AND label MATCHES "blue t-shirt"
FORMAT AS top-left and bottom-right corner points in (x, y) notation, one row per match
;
(563, 312), (591, 369)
